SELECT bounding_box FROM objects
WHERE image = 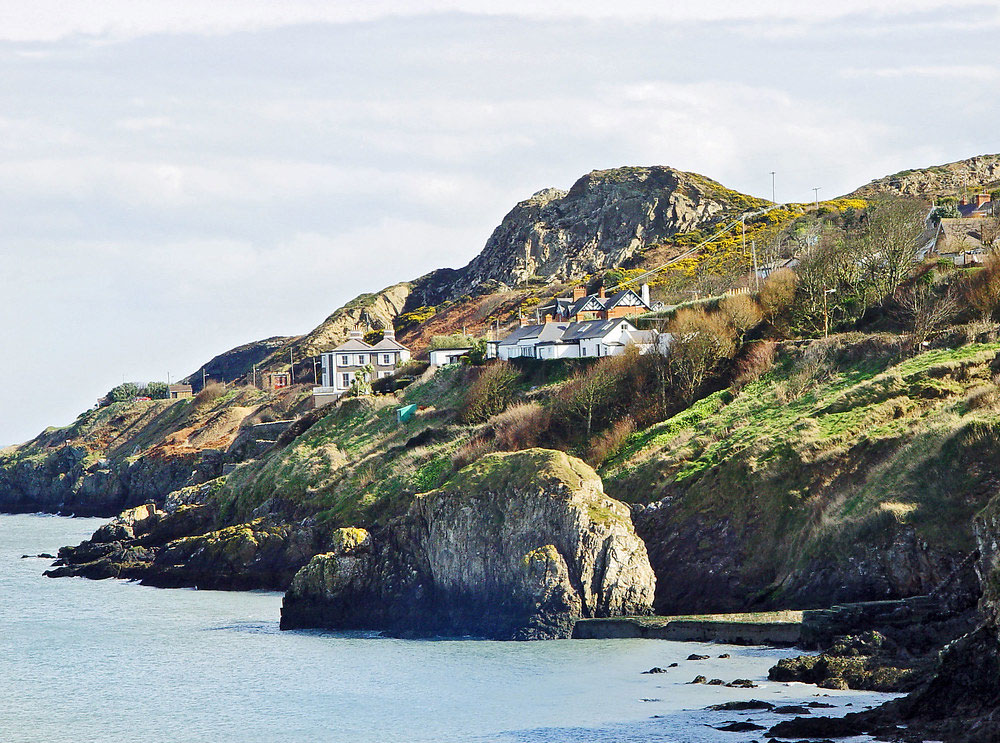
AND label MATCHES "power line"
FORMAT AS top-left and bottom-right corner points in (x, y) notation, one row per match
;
(604, 203), (788, 293)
